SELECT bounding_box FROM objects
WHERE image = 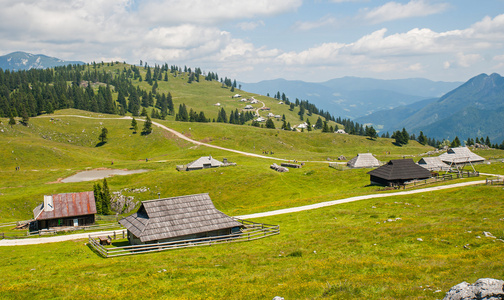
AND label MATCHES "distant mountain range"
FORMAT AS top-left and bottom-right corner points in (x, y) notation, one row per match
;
(356, 73), (504, 144)
(0, 51), (85, 71)
(240, 77), (462, 119)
